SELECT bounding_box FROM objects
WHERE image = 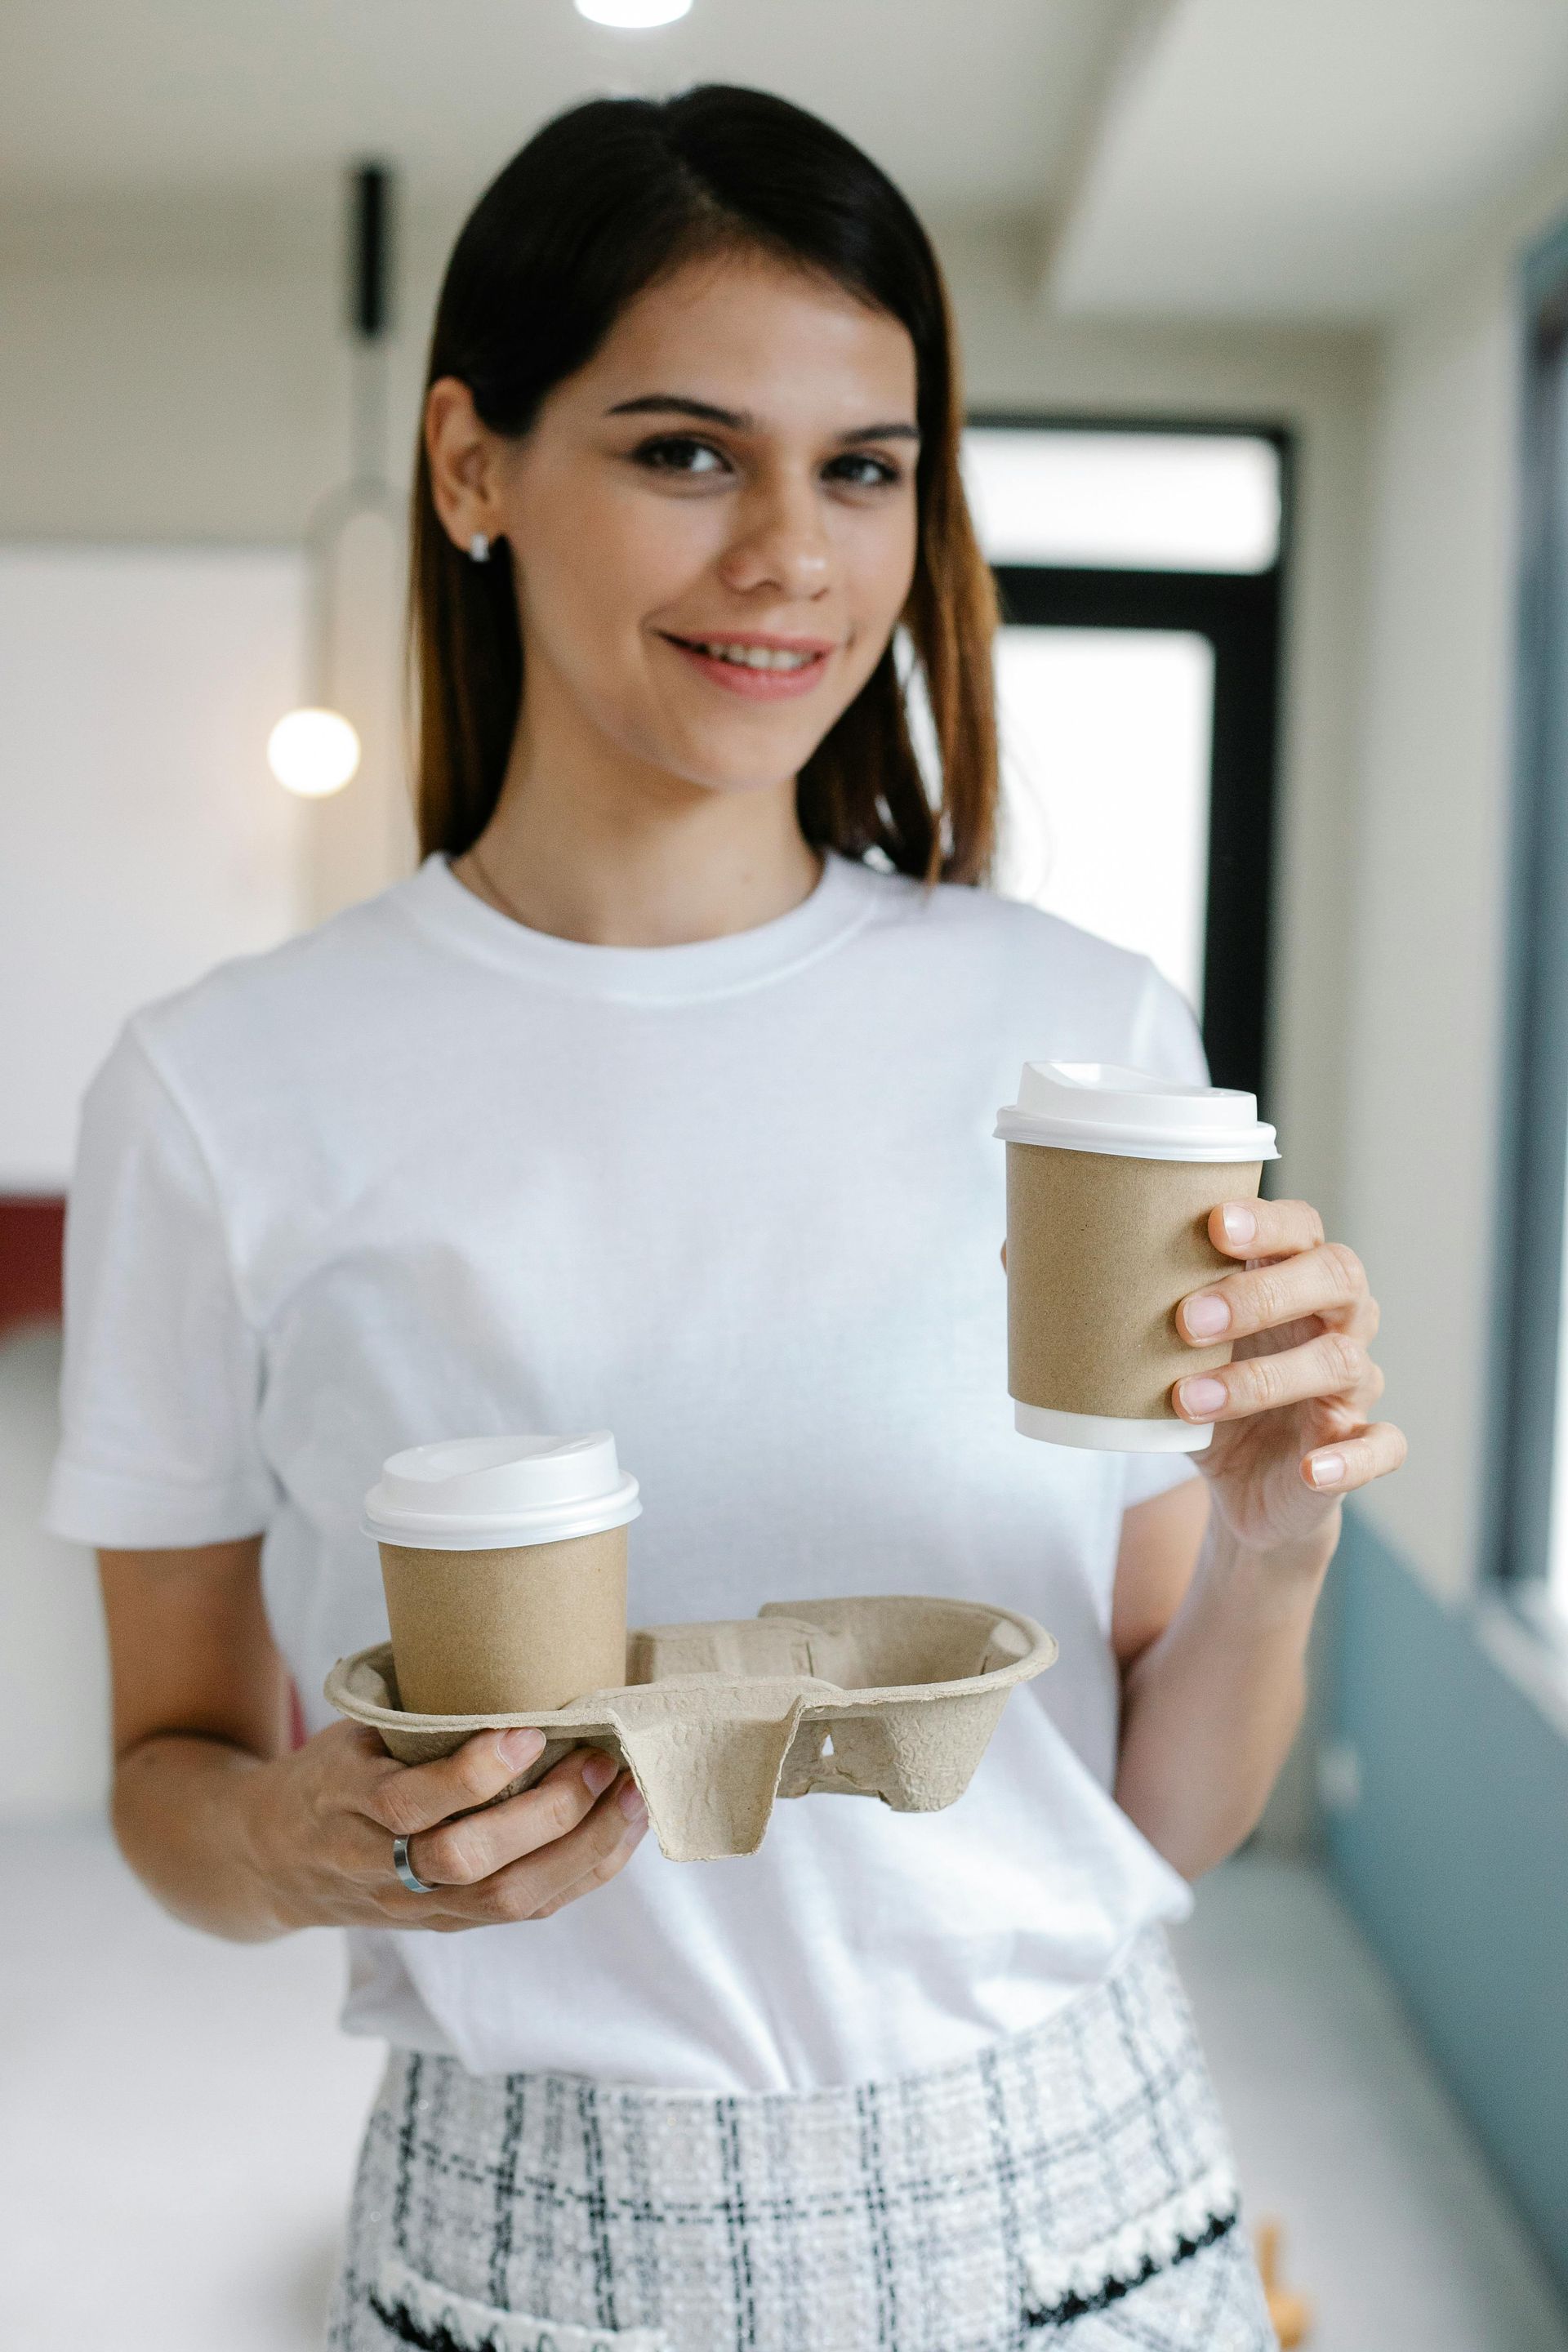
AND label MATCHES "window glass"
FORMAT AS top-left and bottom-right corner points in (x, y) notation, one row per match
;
(1548, 1279), (1568, 1610)
(1494, 232), (1568, 1608)
(991, 626), (1214, 1012)
(963, 428), (1281, 573)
